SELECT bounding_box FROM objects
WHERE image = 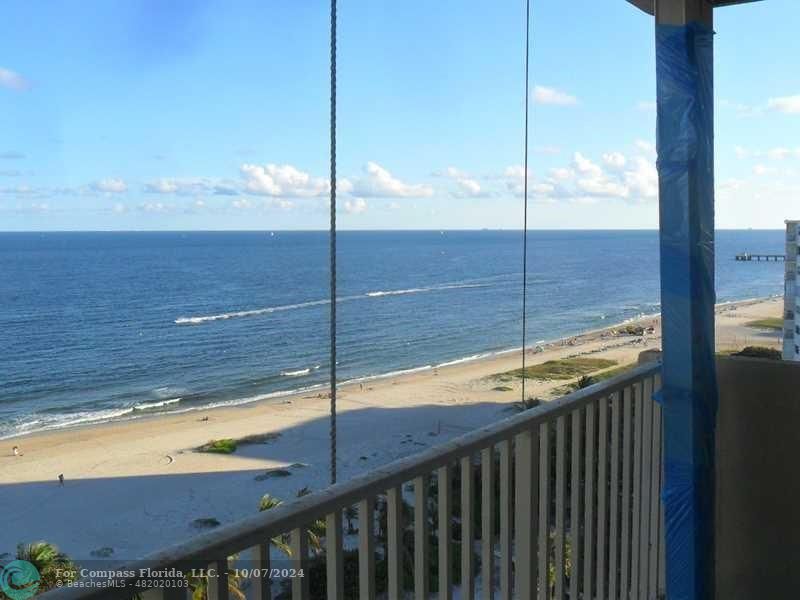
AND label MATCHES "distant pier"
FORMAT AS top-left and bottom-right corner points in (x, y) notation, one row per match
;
(735, 253), (785, 262)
